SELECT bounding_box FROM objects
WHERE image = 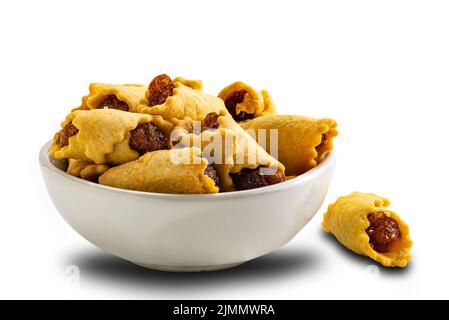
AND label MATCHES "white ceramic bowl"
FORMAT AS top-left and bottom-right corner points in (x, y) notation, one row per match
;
(39, 141), (336, 272)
